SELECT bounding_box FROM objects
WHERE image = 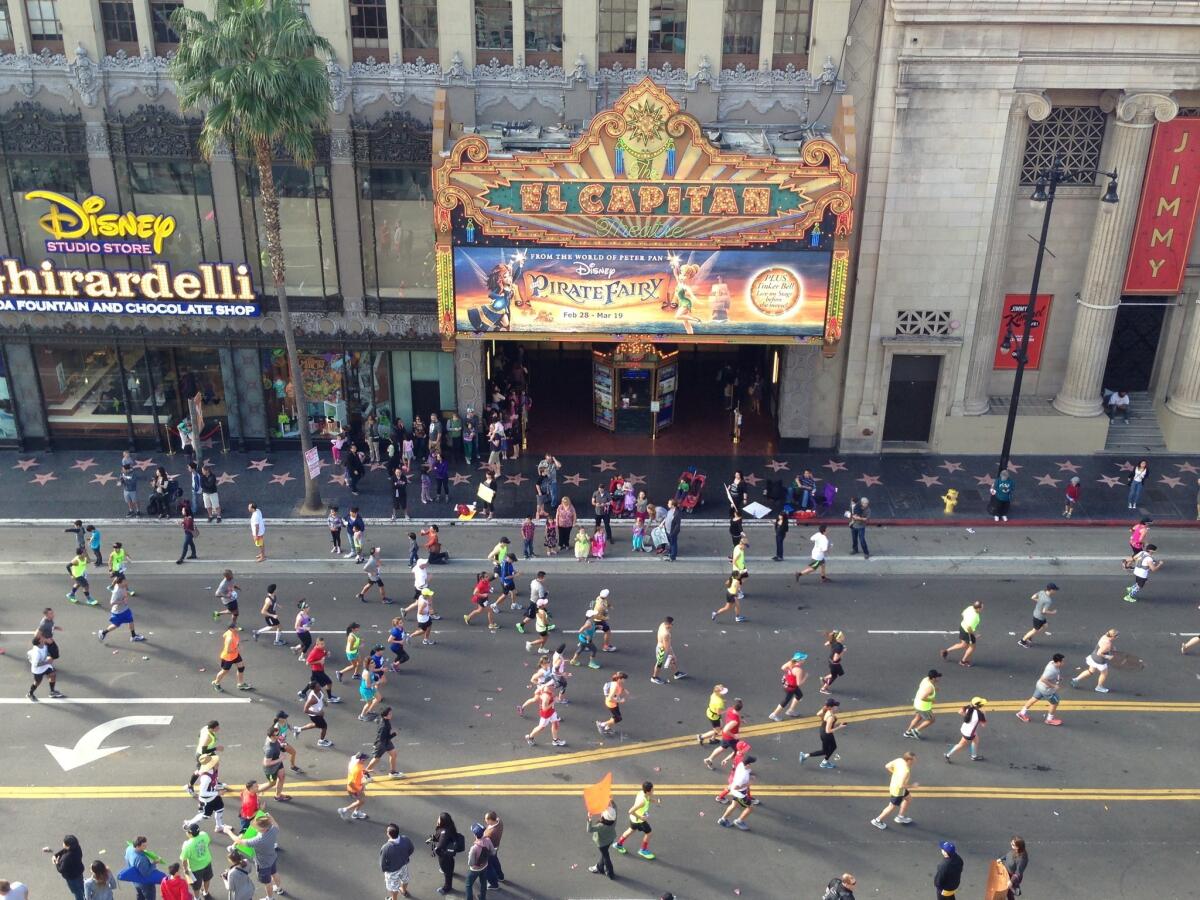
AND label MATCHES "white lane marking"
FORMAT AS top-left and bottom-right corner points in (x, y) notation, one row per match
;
(610, 629), (653, 634)
(867, 630), (955, 635)
(46, 714), (173, 771)
(0, 697), (250, 704)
